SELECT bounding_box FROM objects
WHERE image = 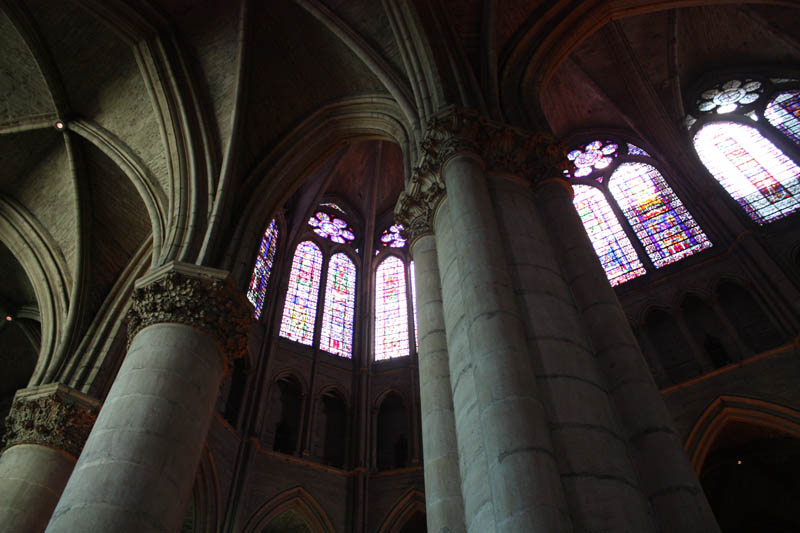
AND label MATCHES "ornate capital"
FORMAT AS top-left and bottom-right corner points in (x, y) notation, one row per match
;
(395, 107), (568, 242)
(2, 384), (99, 458)
(127, 262), (250, 365)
